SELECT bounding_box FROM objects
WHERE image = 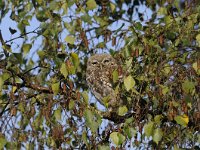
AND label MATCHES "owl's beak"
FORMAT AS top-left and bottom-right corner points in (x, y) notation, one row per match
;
(100, 64), (103, 70)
